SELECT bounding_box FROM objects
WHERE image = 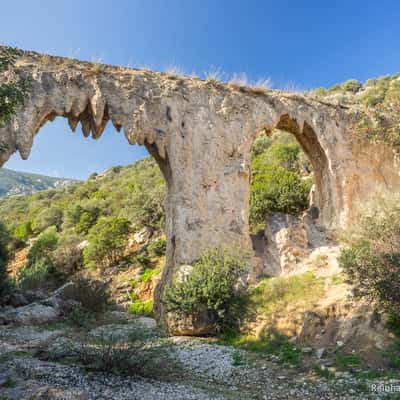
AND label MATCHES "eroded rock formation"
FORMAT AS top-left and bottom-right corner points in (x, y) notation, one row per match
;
(1, 48), (400, 332)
